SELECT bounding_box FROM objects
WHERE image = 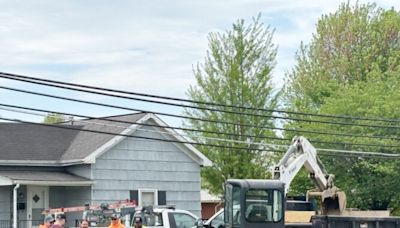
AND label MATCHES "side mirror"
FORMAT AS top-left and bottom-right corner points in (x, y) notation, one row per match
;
(195, 218), (204, 228)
